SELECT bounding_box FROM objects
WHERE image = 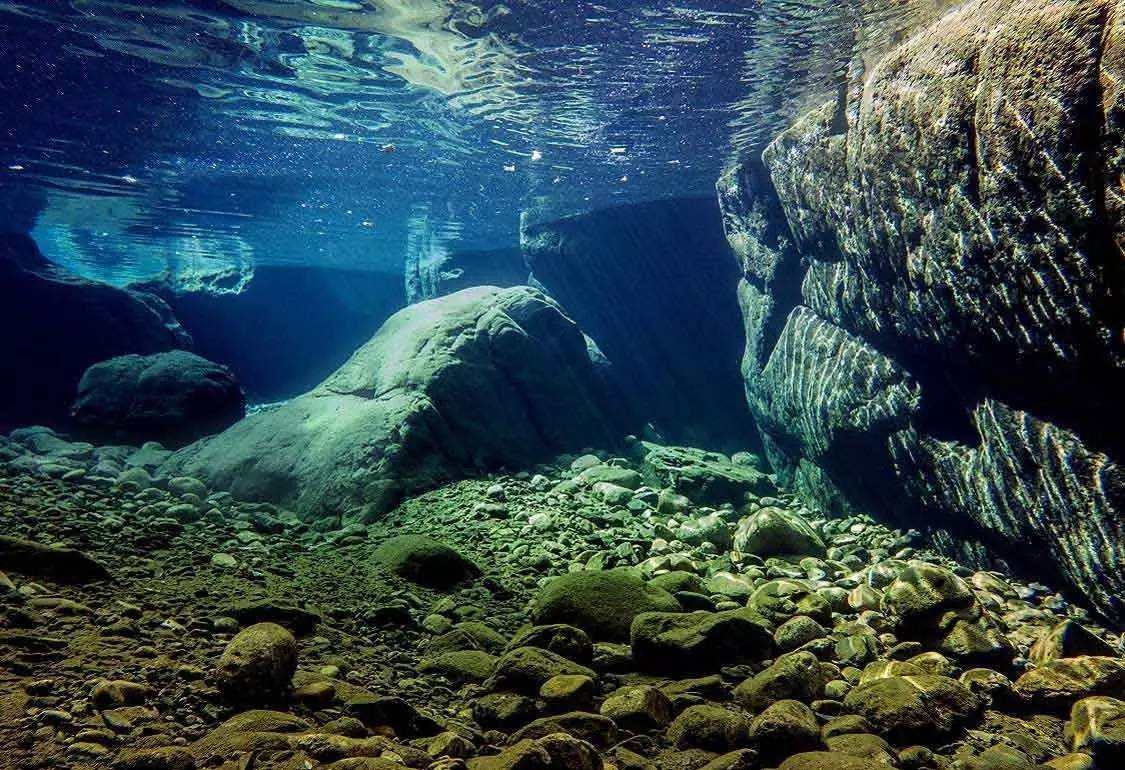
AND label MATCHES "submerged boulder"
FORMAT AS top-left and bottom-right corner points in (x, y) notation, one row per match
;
(374, 535), (480, 588)
(0, 234), (190, 431)
(162, 286), (629, 518)
(733, 507), (825, 558)
(214, 622), (298, 704)
(71, 350), (245, 448)
(531, 569), (681, 642)
(630, 608), (773, 673)
(636, 442), (775, 506)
